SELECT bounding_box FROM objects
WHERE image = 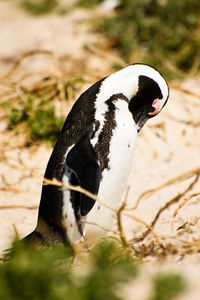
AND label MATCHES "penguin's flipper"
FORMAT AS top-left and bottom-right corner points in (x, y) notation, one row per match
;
(66, 121), (101, 217)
